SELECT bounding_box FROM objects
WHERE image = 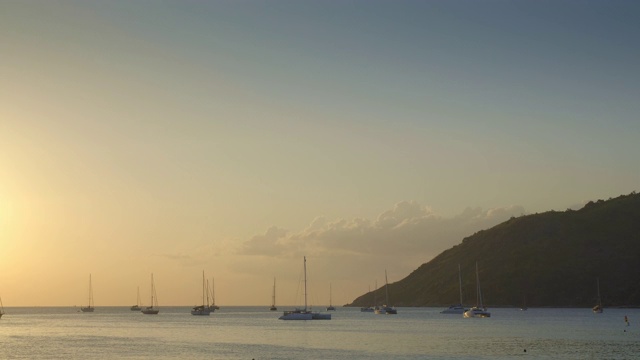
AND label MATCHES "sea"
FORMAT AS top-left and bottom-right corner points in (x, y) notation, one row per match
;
(1, 306), (638, 359)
